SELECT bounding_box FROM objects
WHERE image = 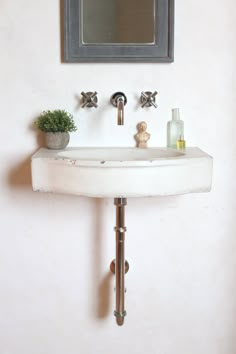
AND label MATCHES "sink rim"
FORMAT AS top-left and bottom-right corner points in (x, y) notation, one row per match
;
(32, 147), (211, 168)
